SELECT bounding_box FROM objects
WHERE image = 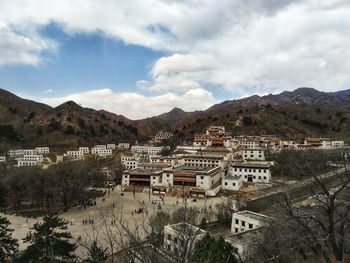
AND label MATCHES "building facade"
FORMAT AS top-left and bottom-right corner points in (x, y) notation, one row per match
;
(232, 163), (271, 183)
(78, 147), (90, 154)
(35, 147), (50, 154)
(164, 223), (207, 256)
(67, 151), (84, 159)
(121, 156), (139, 170)
(222, 174), (243, 191)
(242, 149), (265, 161)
